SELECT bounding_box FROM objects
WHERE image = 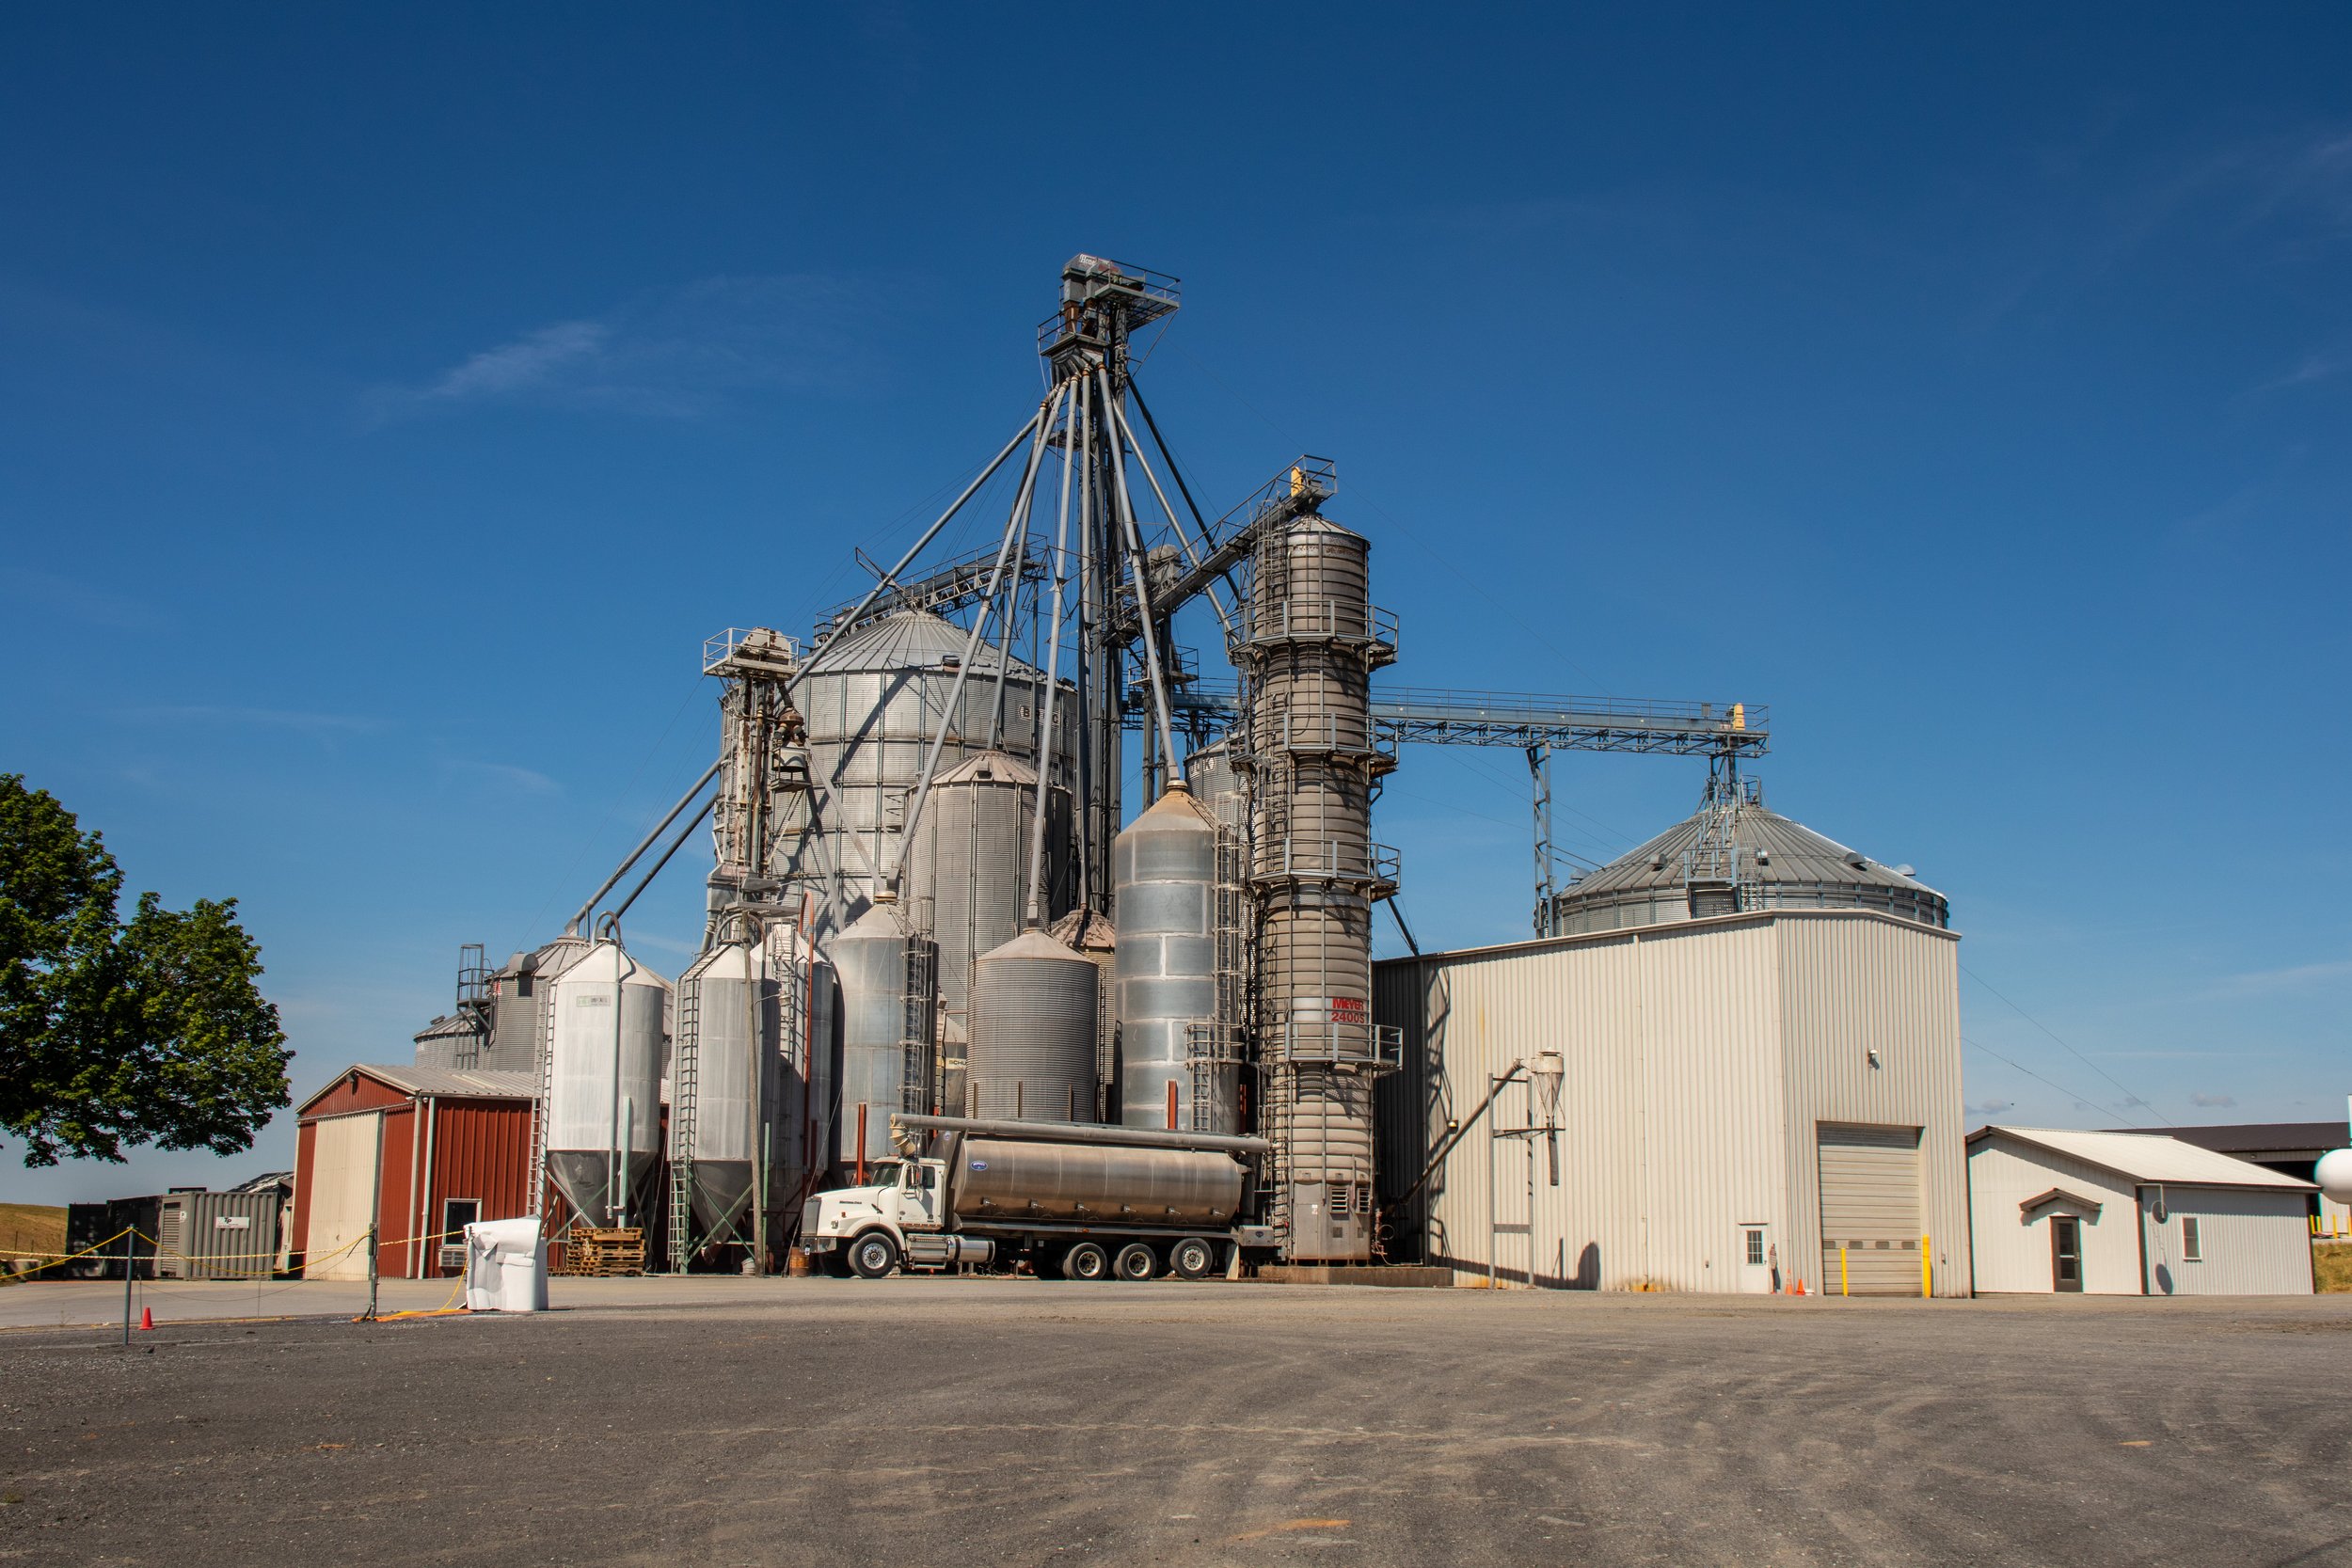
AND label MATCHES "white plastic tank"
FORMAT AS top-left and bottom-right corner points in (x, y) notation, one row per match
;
(1114, 785), (1227, 1132)
(543, 941), (671, 1227)
(967, 928), (1098, 1123)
